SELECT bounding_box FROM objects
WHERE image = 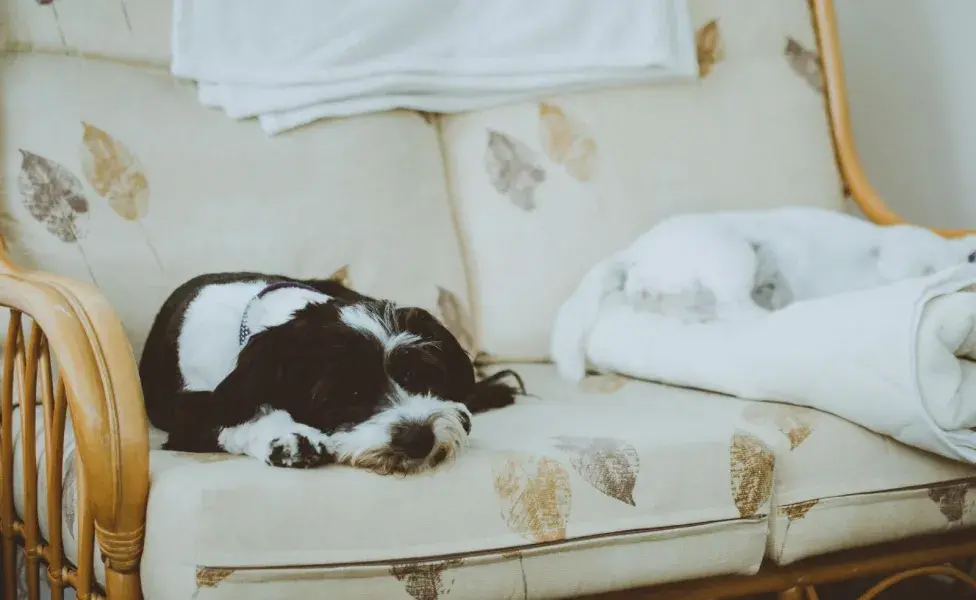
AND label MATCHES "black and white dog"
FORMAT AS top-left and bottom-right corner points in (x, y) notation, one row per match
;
(139, 272), (523, 473)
